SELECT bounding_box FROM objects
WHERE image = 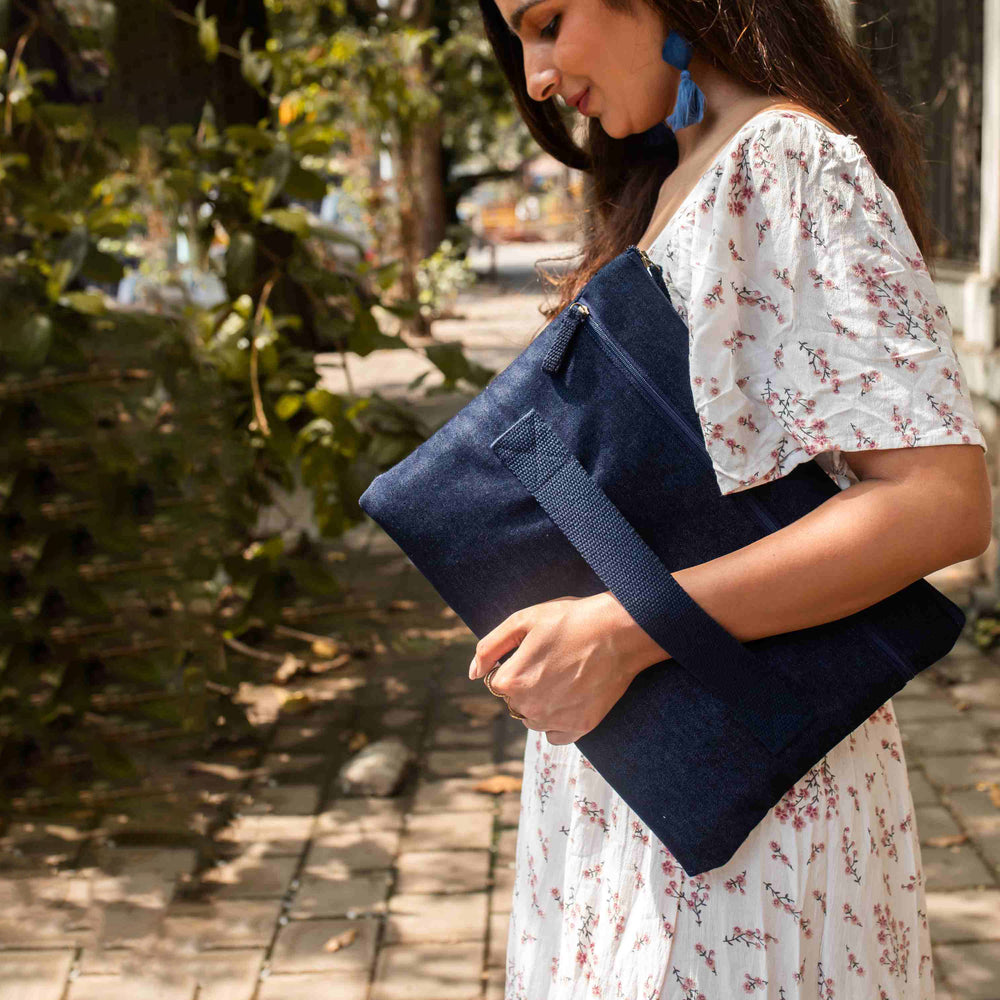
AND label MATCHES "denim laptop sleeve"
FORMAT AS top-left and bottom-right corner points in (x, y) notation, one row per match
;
(359, 245), (965, 877)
